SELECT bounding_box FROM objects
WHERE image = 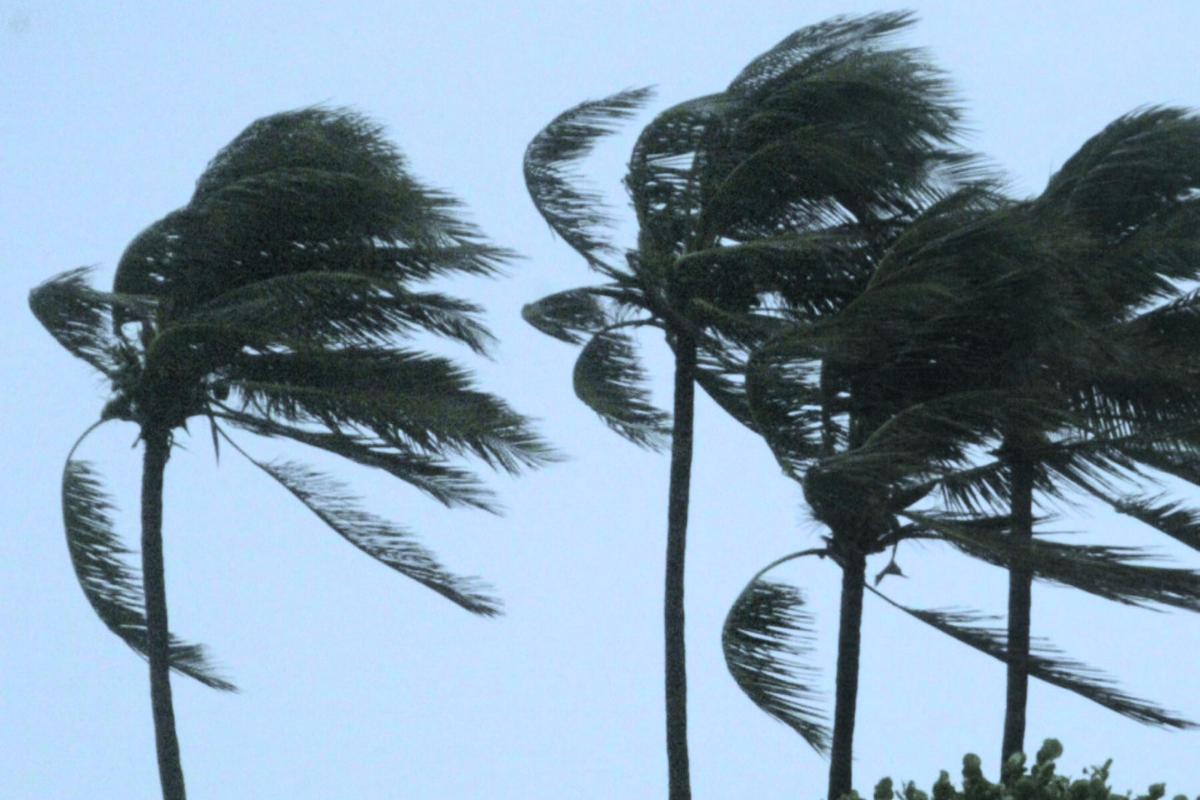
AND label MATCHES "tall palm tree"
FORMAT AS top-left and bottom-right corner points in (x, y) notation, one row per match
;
(522, 12), (973, 798)
(723, 110), (1200, 797)
(29, 107), (557, 800)
(986, 106), (1200, 765)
